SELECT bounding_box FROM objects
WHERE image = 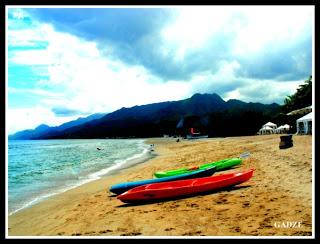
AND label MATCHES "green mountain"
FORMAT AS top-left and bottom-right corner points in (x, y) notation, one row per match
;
(30, 93), (280, 139)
